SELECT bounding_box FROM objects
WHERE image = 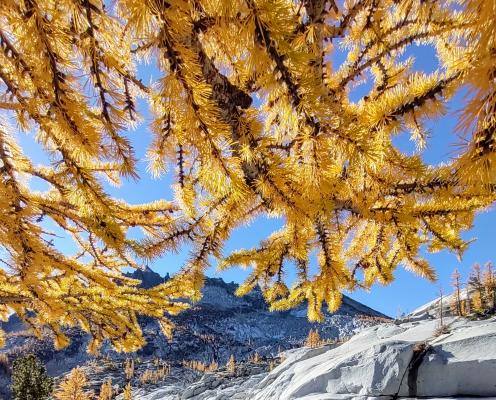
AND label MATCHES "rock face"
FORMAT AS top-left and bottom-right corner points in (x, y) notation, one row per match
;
(251, 317), (496, 399)
(127, 364), (268, 400)
(126, 266), (170, 289)
(131, 317), (496, 400)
